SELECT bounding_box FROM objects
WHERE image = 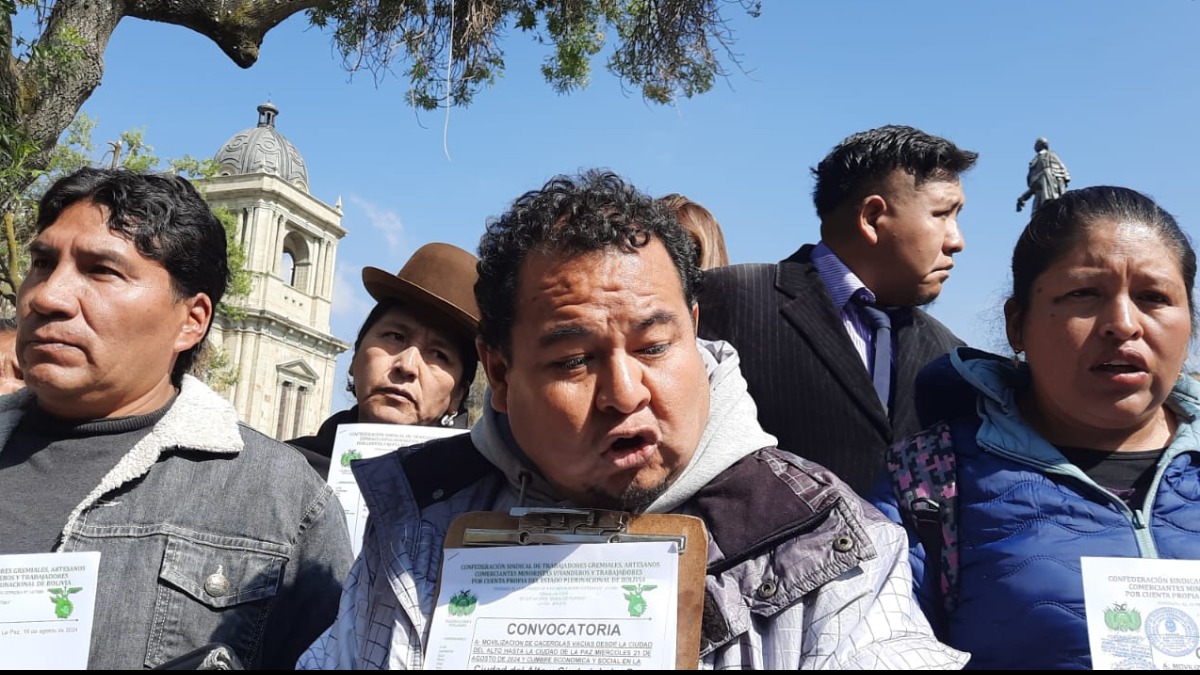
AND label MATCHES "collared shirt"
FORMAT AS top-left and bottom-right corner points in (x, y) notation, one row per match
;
(811, 241), (877, 373)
